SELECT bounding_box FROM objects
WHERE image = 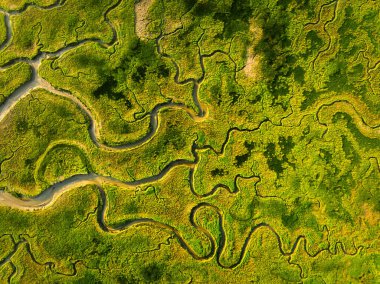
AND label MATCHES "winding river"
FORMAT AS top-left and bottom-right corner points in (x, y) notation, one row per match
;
(0, 0), (369, 271)
(0, 0), (213, 210)
(0, 0), (211, 151)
